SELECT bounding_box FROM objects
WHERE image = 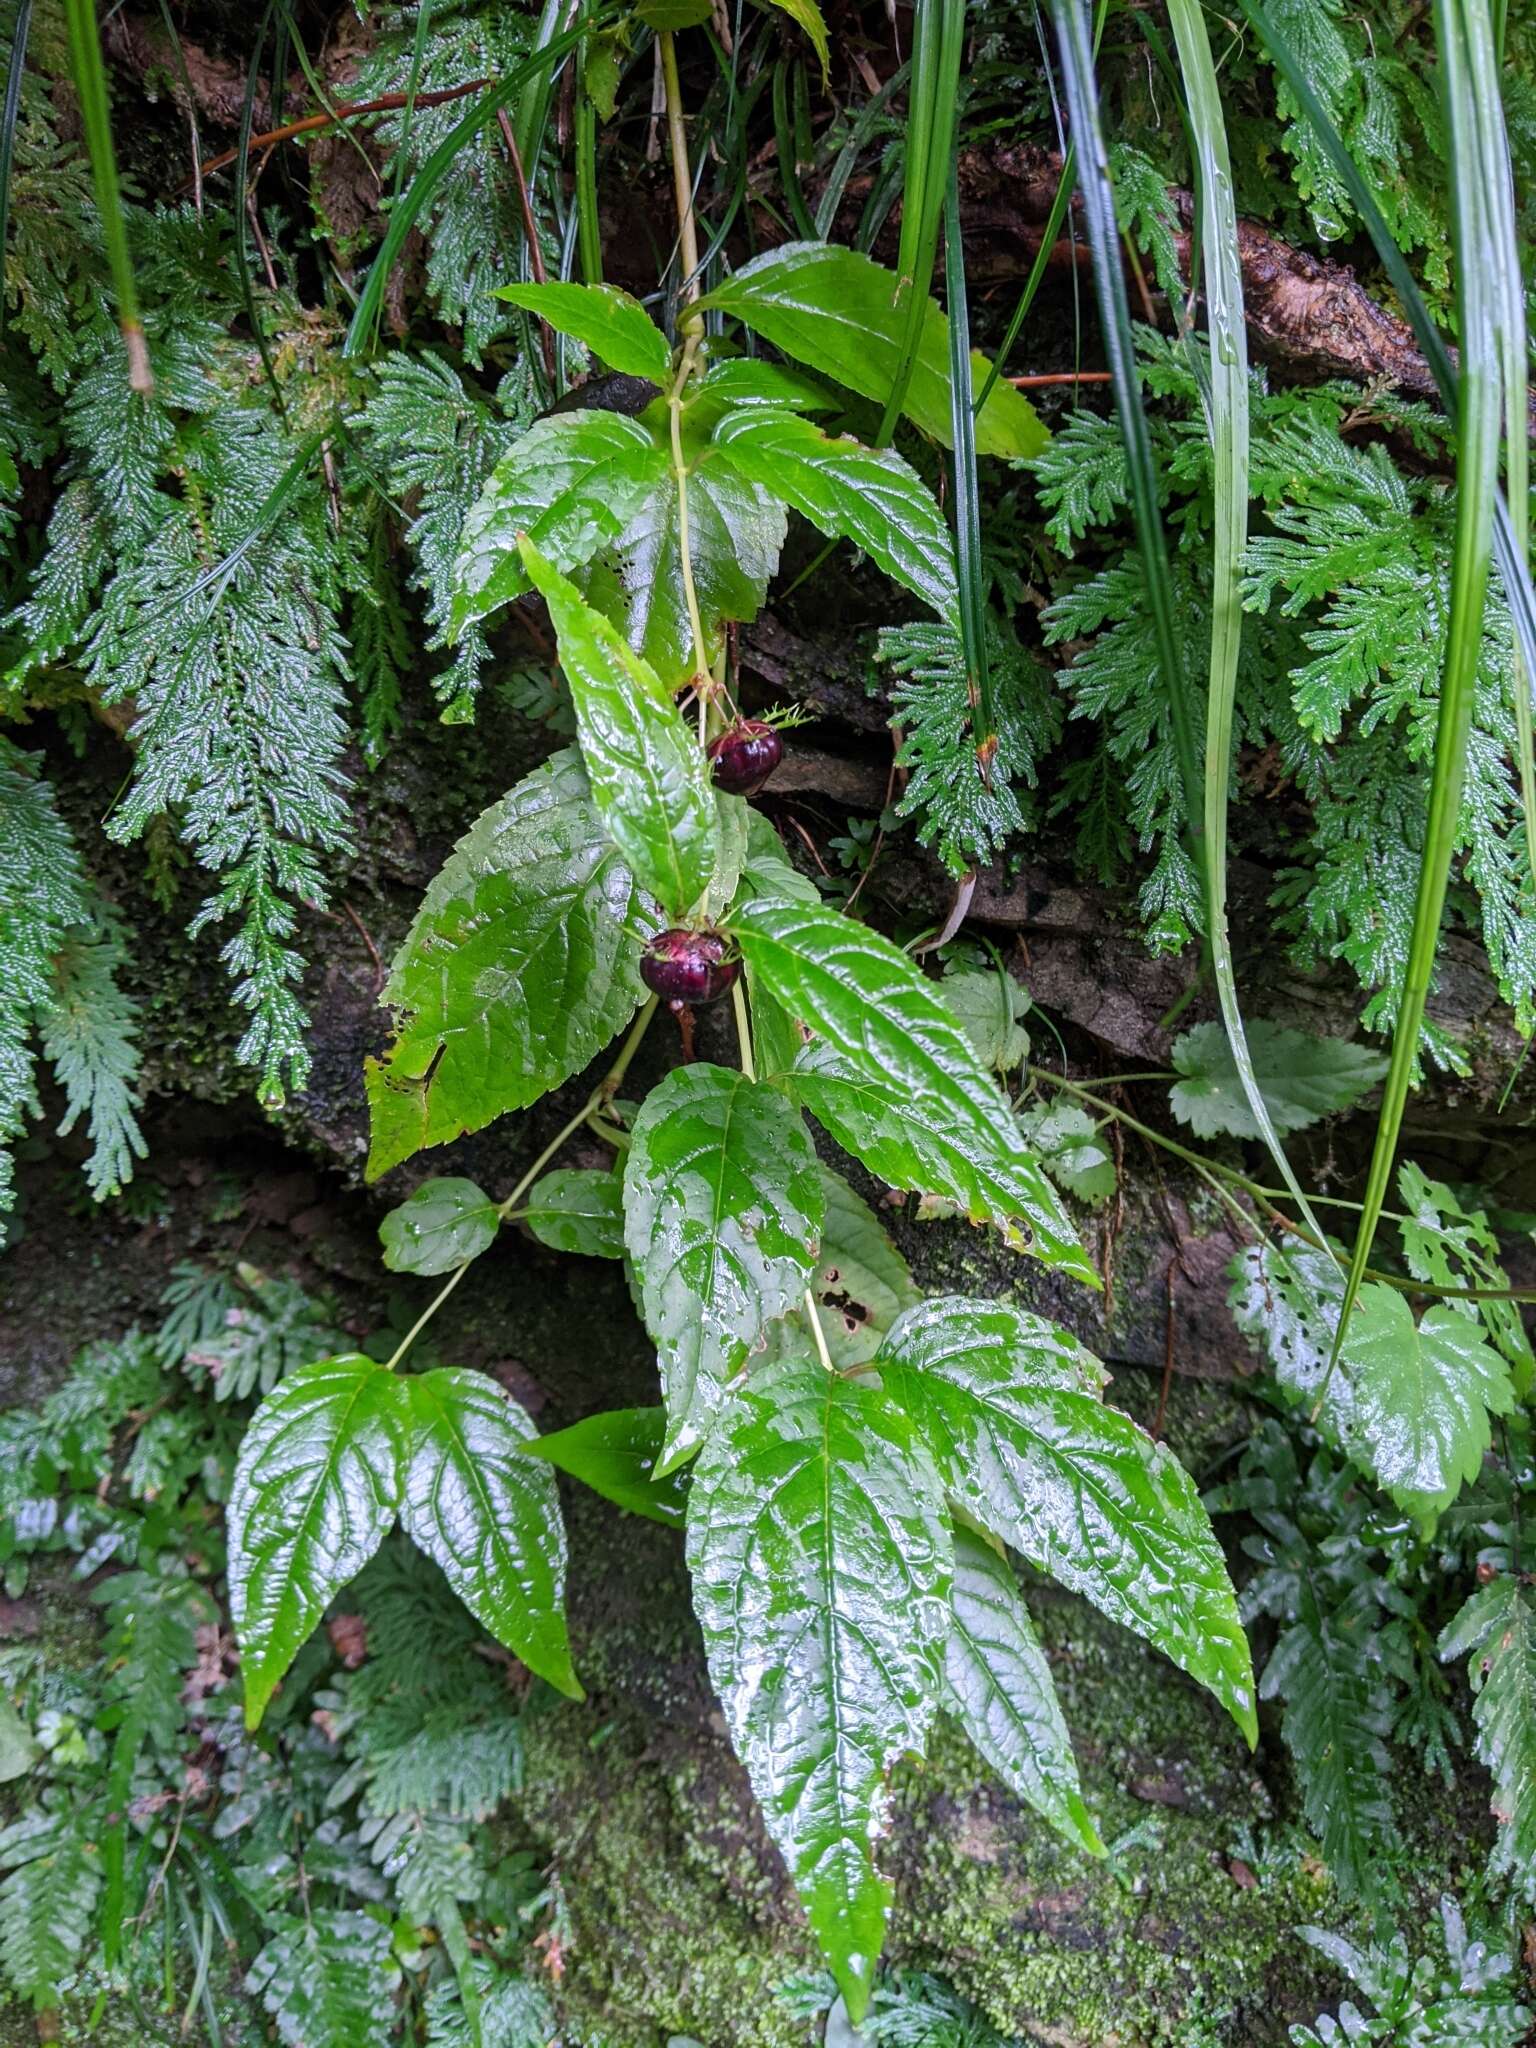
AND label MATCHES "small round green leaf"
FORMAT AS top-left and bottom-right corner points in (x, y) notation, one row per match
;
(380, 1178), (499, 1276)
(524, 1168), (625, 1259)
